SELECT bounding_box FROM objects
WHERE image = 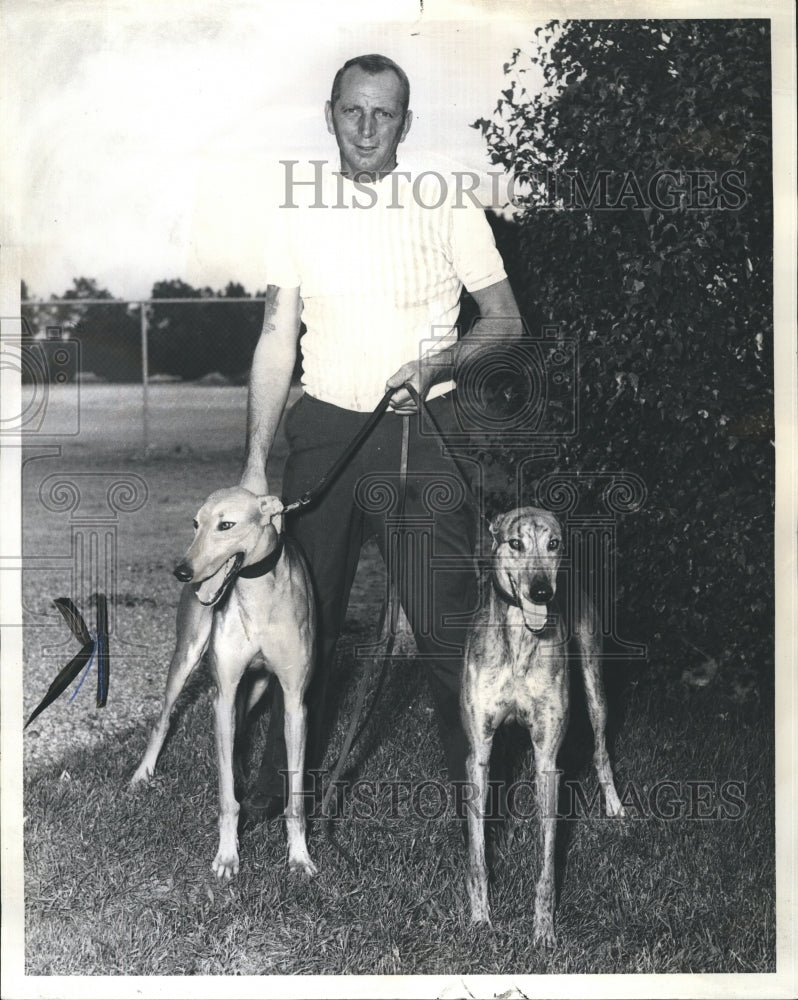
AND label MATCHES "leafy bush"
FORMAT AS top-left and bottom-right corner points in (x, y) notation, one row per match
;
(471, 20), (773, 689)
